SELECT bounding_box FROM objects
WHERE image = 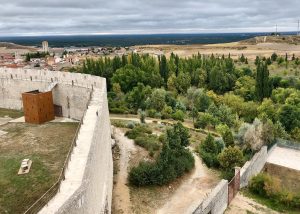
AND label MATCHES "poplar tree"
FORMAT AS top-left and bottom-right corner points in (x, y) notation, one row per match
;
(159, 55), (169, 88)
(255, 60), (271, 101)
